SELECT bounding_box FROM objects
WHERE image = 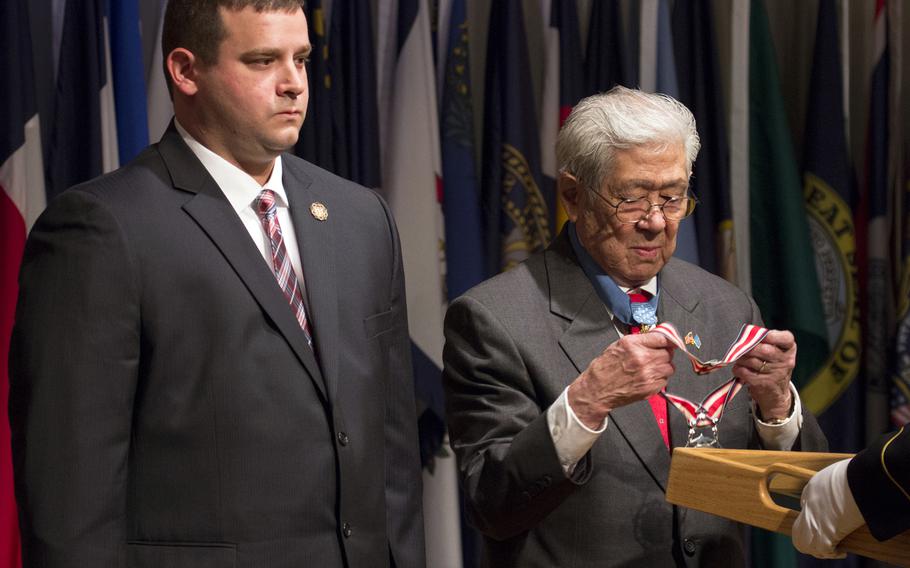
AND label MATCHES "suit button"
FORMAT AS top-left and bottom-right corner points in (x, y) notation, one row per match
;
(342, 522), (353, 538)
(337, 431), (349, 446)
(683, 538), (697, 555)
